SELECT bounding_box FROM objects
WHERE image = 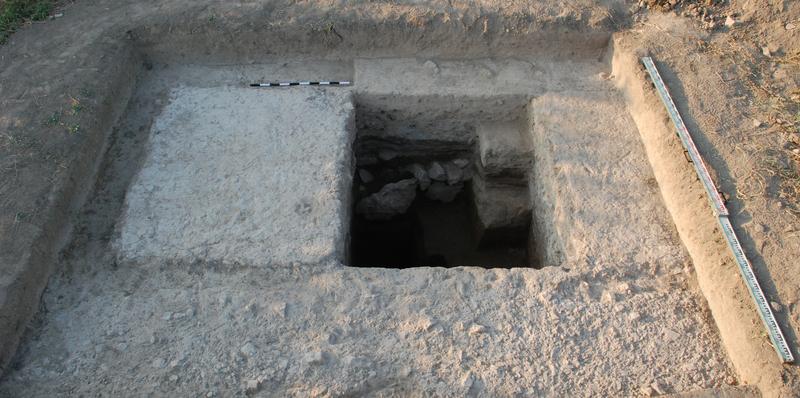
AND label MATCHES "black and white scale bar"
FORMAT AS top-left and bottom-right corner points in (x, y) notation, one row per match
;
(250, 81), (351, 87)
